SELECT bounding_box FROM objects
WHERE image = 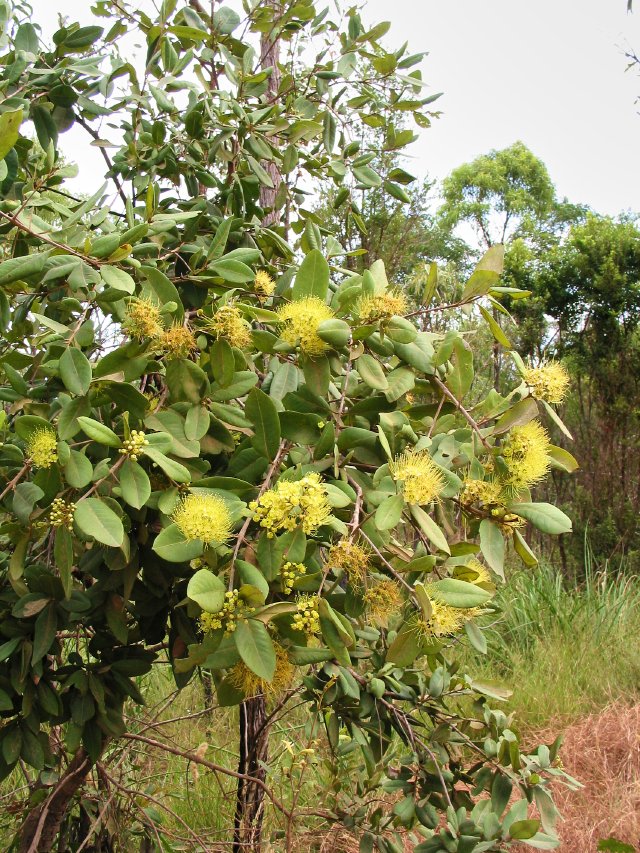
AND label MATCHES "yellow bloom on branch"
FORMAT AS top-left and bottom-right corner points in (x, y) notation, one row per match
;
(501, 420), (551, 492)
(228, 644), (294, 699)
(27, 429), (58, 469)
(522, 360), (570, 405)
(254, 270), (275, 299)
(363, 579), (402, 625)
(389, 448), (444, 505)
(281, 561), (306, 595)
(293, 594), (321, 635)
(173, 493), (232, 545)
(466, 558), (492, 586)
(123, 298), (164, 340)
(158, 324), (197, 359)
(205, 304), (252, 349)
(413, 597), (466, 641)
(277, 297), (334, 356)
(357, 290), (408, 323)
(328, 540), (371, 585)
(49, 497), (76, 531)
(250, 472), (330, 537)
(460, 478), (504, 508)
